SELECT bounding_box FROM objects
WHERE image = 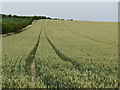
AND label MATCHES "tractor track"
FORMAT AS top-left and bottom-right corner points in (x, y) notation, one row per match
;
(43, 25), (115, 79)
(25, 27), (42, 75)
(63, 21), (118, 46)
(44, 28), (84, 72)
